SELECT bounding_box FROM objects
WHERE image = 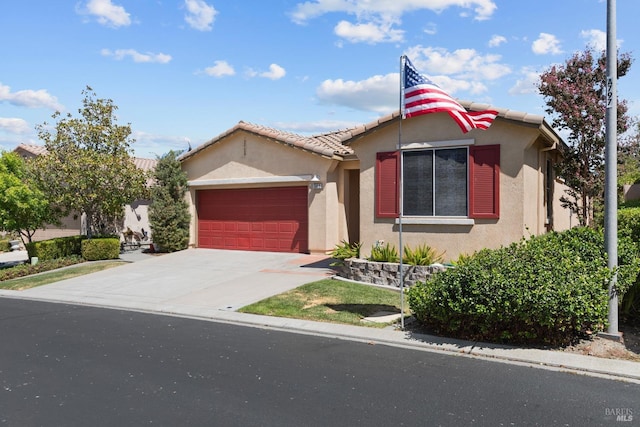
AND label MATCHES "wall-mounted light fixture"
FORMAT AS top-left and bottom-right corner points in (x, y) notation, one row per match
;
(309, 175), (323, 190)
